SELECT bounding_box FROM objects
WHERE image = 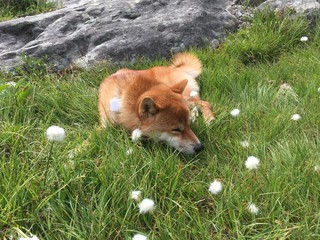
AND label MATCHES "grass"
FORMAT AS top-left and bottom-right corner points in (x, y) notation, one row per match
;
(1, 10), (320, 239)
(0, 0), (57, 22)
